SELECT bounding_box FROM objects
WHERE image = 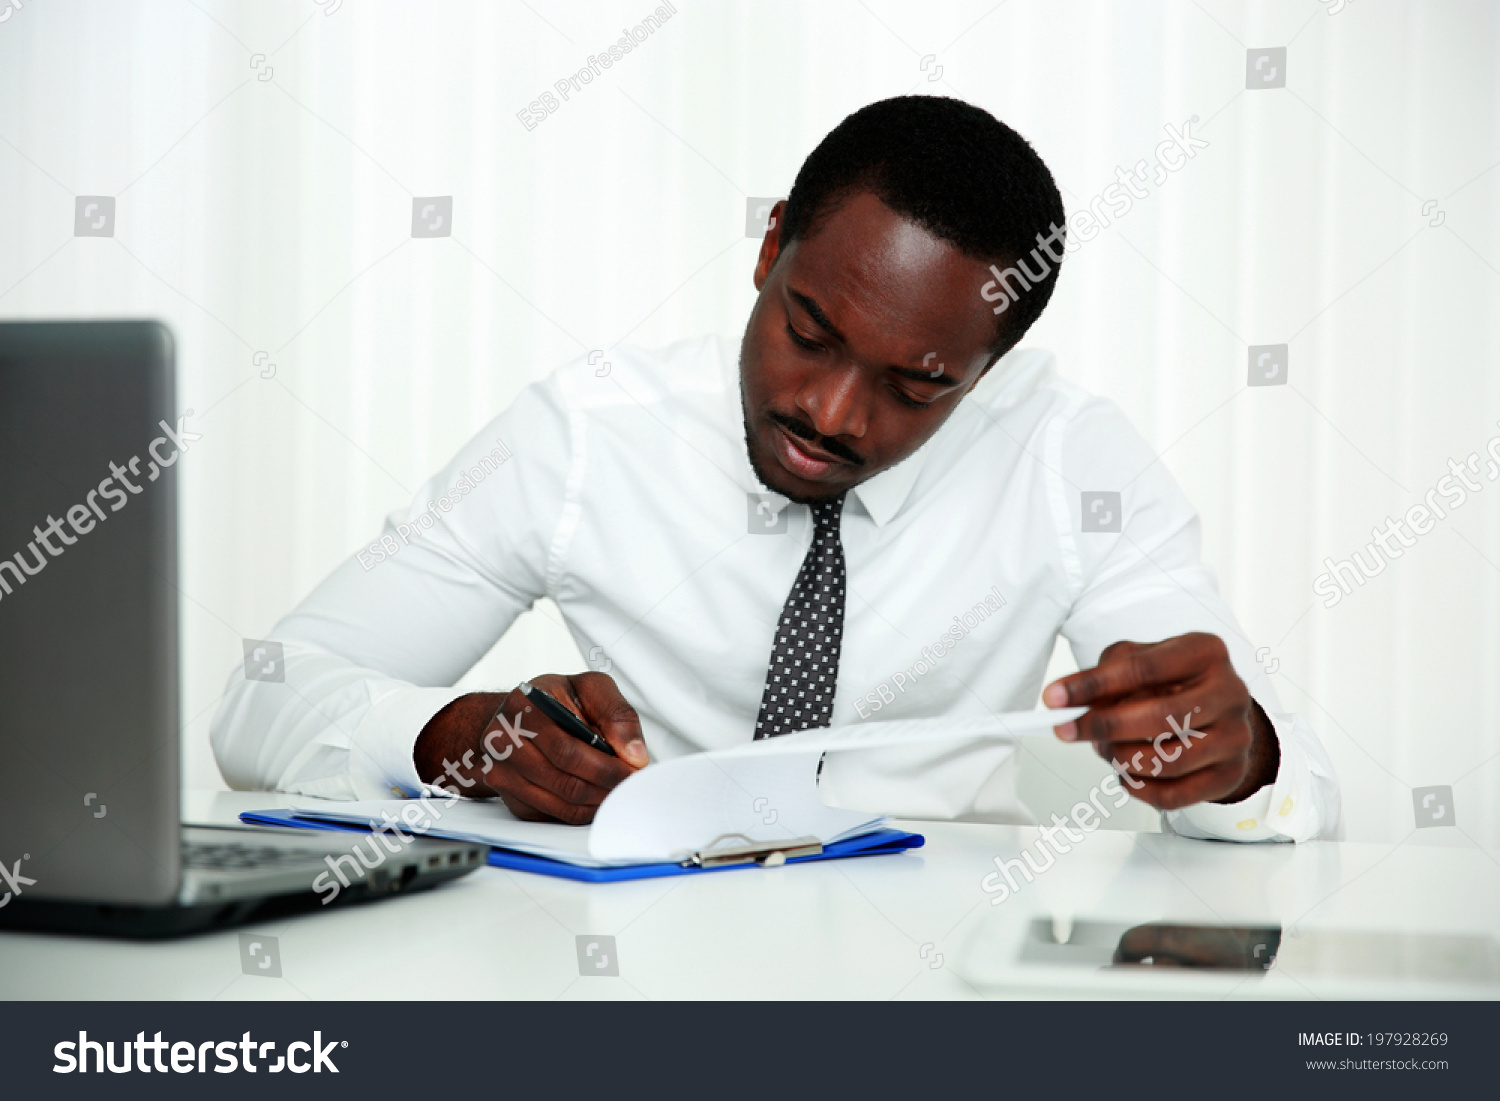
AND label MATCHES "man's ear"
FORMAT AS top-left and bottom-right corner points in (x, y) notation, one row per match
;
(753, 200), (788, 291)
